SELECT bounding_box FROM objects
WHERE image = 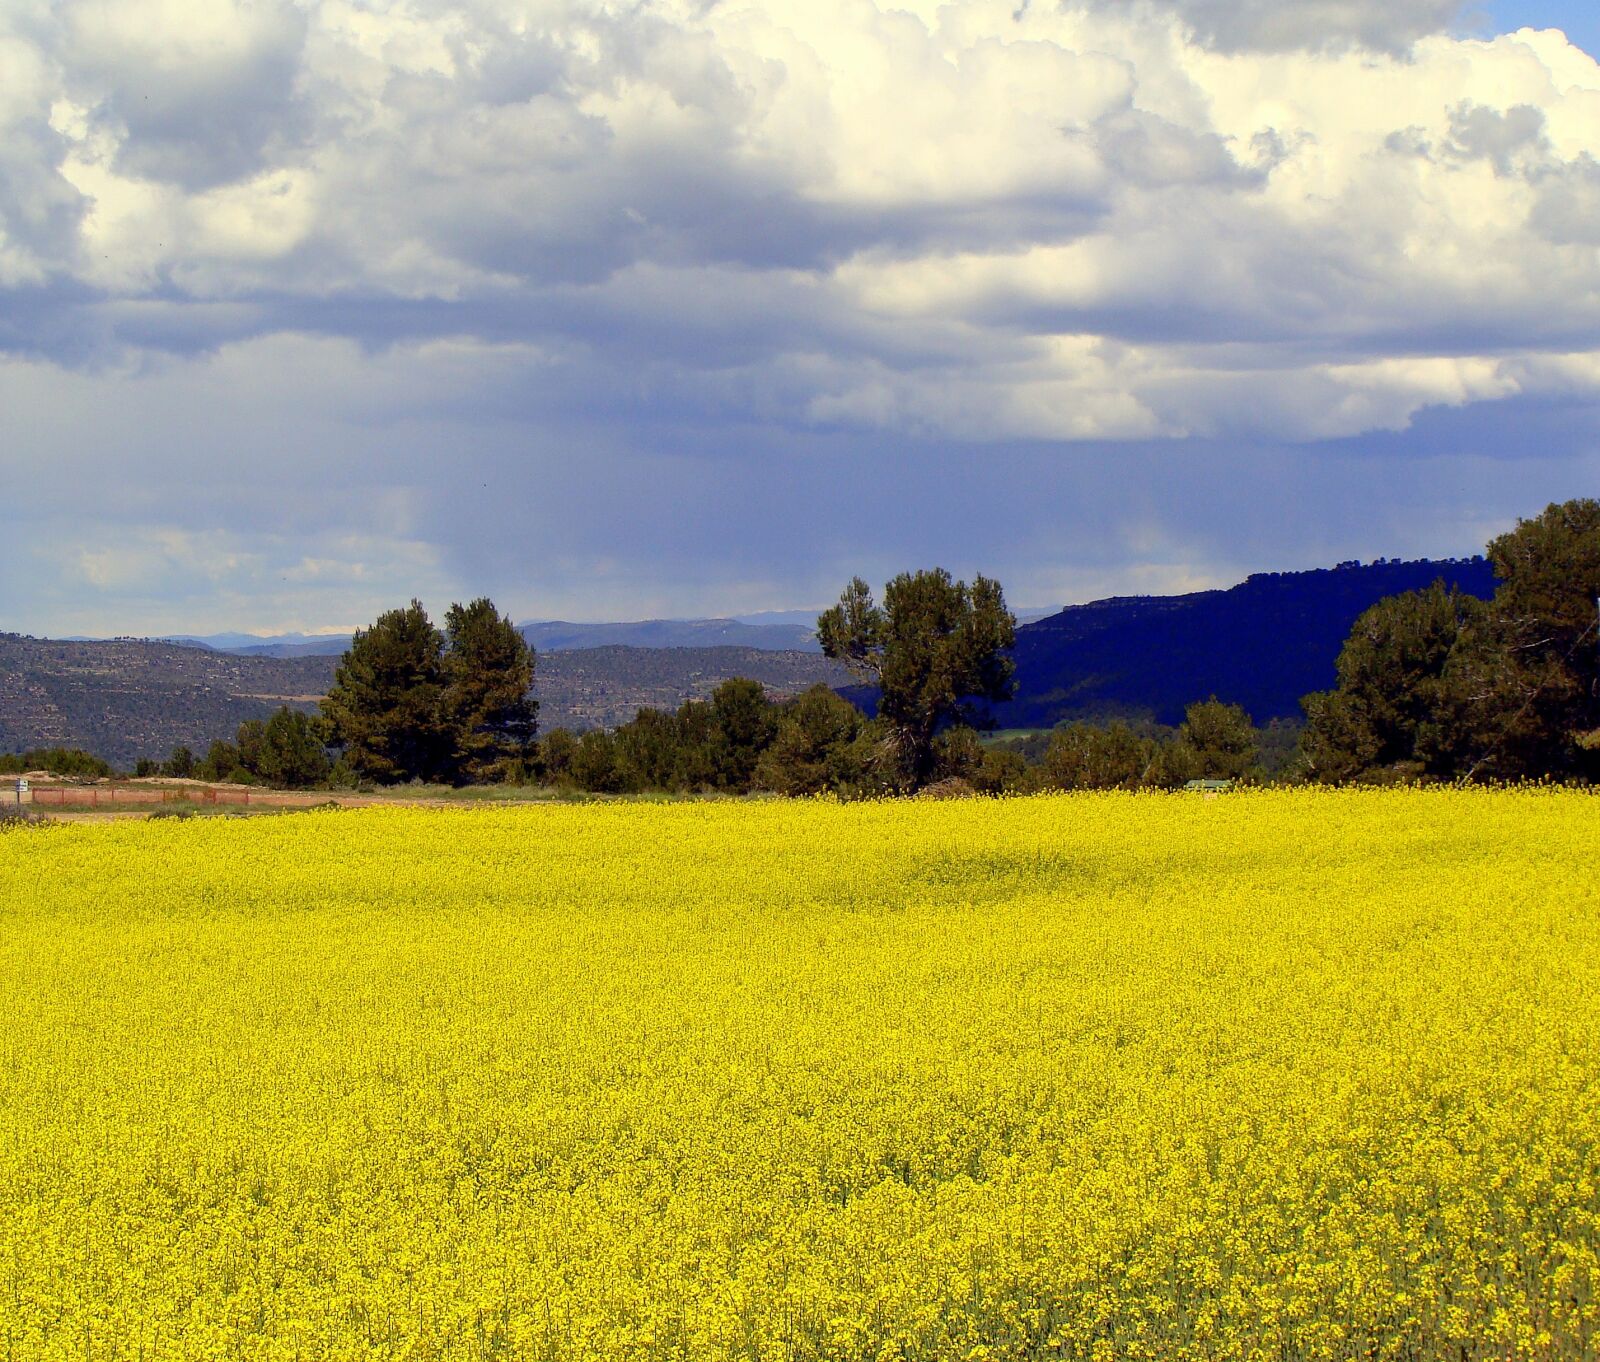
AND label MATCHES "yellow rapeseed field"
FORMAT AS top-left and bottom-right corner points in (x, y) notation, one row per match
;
(2, 789), (1598, 1361)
